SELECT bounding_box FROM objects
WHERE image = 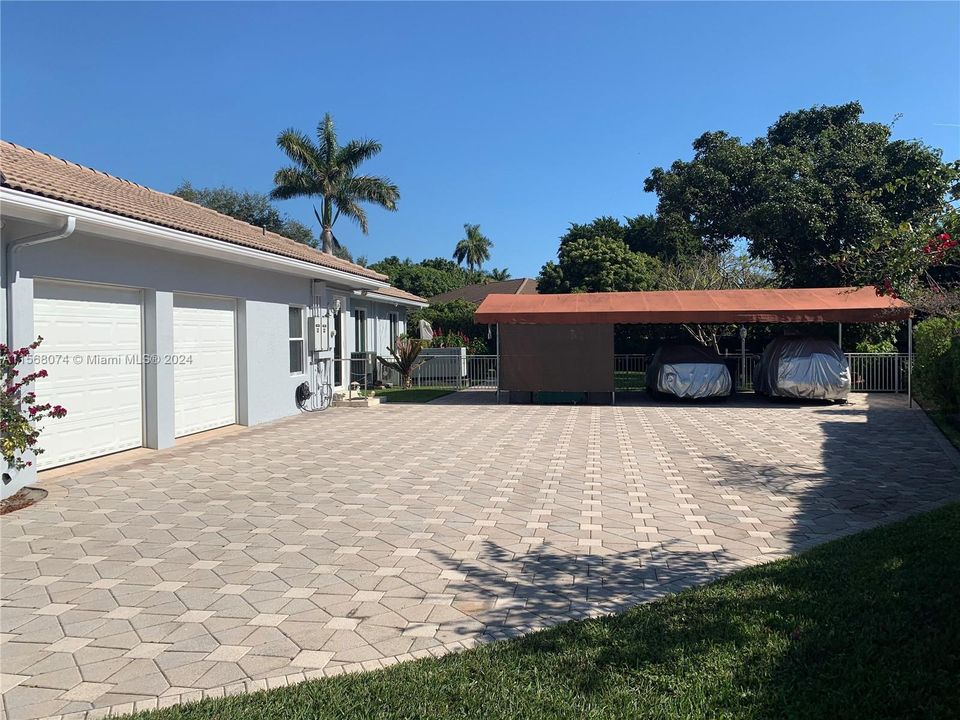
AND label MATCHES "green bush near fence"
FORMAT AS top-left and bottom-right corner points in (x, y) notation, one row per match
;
(913, 316), (960, 412)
